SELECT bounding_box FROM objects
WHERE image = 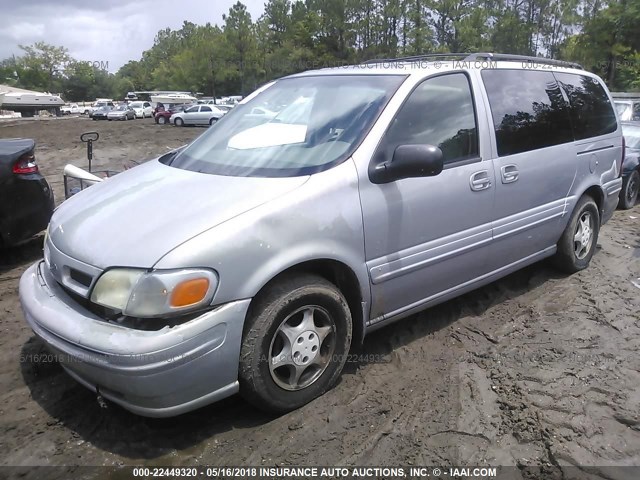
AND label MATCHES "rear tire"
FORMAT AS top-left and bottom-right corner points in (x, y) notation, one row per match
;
(239, 273), (352, 413)
(158, 116), (166, 125)
(618, 170), (639, 210)
(554, 195), (600, 273)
